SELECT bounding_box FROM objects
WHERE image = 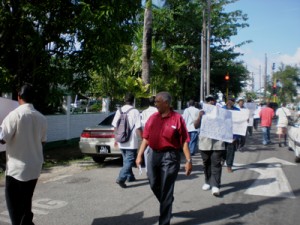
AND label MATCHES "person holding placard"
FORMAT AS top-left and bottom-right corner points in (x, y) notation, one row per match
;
(222, 97), (240, 173)
(195, 95), (226, 197)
